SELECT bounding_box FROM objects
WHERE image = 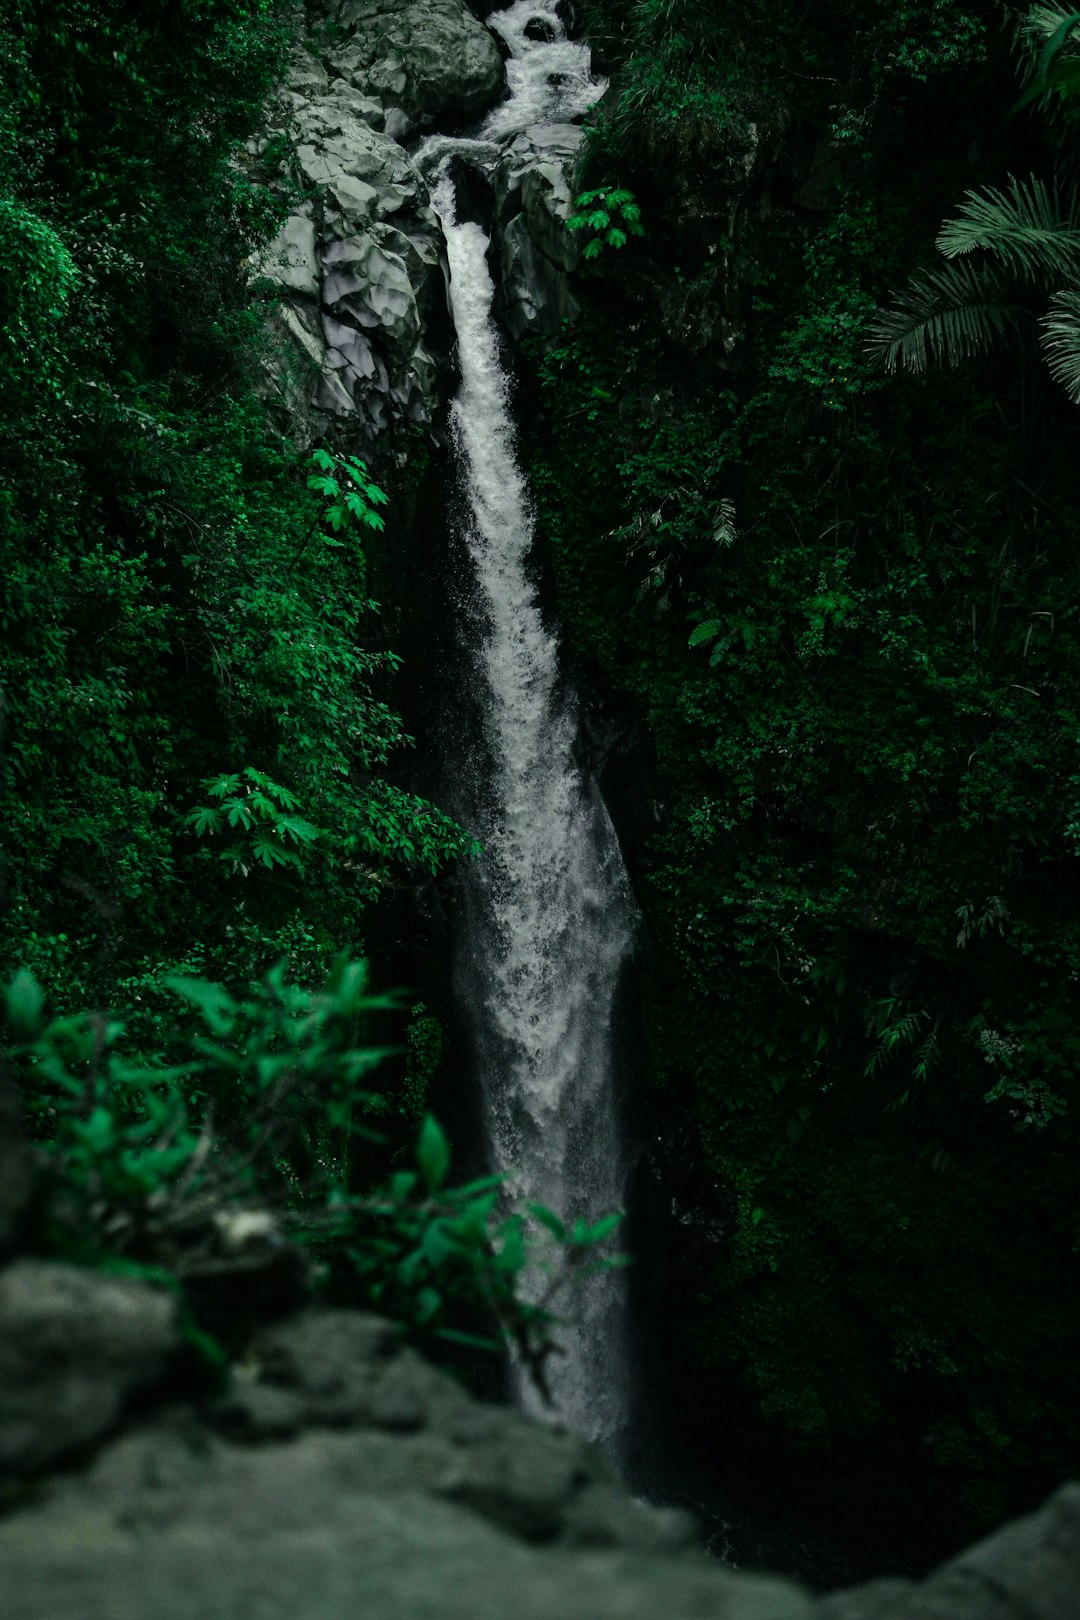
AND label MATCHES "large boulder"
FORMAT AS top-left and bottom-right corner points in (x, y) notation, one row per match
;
(817, 1484), (1080, 1620)
(328, 0), (506, 138)
(0, 1260), (182, 1474)
(255, 81), (443, 440)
